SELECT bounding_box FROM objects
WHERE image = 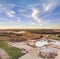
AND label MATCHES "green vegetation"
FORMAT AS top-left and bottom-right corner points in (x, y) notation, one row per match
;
(0, 41), (23, 59)
(49, 35), (60, 40)
(13, 29), (60, 34)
